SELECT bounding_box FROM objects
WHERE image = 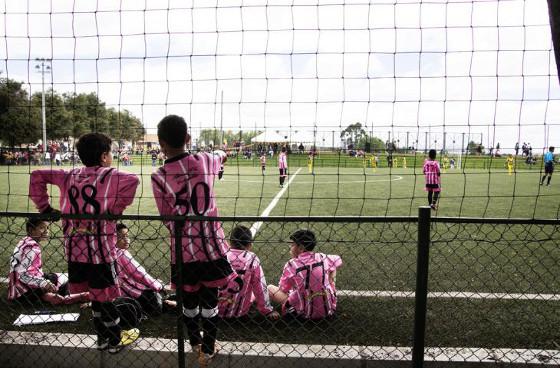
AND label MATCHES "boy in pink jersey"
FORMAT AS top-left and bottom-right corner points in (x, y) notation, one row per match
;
(268, 229), (342, 320)
(151, 115), (236, 366)
(8, 218), (89, 307)
(115, 223), (165, 316)
(29, 133), (140, 353)
(278, 146), (288, 187)
(260, 153), (266, 176)
(423, 149), (441, 210)
(218, 225), (279, 319)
